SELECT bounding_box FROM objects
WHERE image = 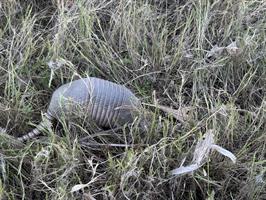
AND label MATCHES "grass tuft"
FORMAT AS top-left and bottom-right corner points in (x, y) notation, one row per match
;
(0, 0), (265, 199)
